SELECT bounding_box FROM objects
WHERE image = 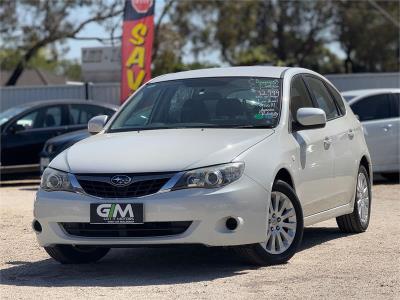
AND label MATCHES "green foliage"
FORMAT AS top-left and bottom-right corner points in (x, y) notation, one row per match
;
(1, 0), (122, 85)
(0, 48), (81, 81)
(159, 0), (398, 74)
(334, 0), (399, 72)
(1, 0), (398, 84)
